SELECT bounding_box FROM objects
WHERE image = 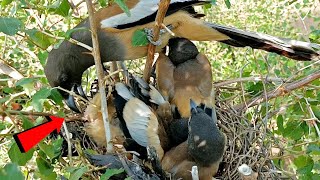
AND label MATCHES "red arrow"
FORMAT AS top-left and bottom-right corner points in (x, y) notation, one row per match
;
(13, 116), (64, 153)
